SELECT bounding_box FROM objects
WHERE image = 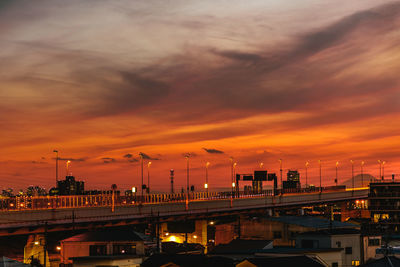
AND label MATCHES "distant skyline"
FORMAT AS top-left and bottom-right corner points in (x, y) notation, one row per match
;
(0, 0), (399, 190)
